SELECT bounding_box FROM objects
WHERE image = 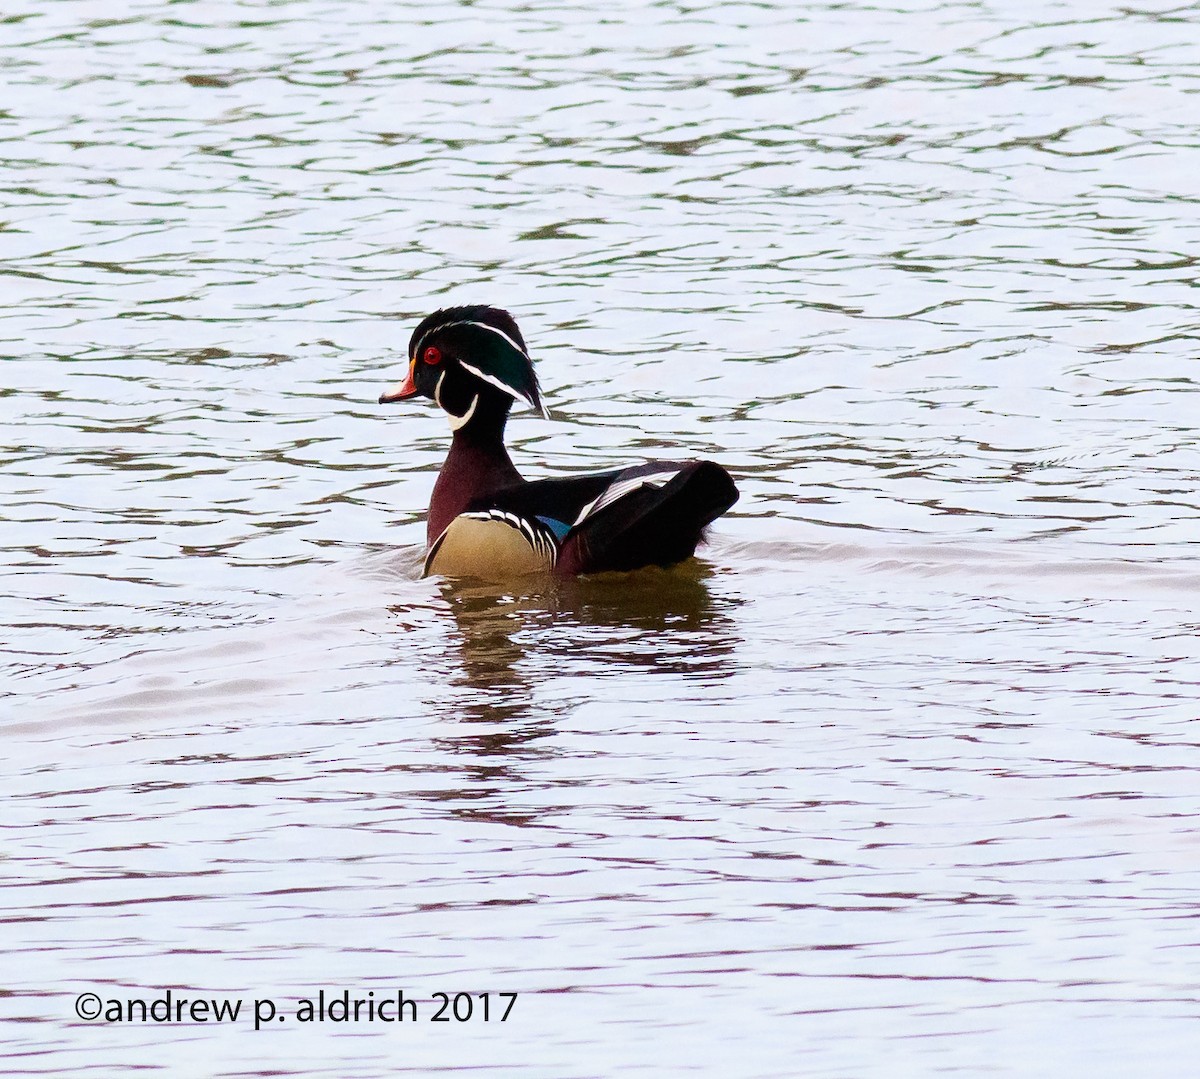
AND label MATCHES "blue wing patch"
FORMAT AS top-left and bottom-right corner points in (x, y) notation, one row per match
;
(535, 515), (572, 541)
